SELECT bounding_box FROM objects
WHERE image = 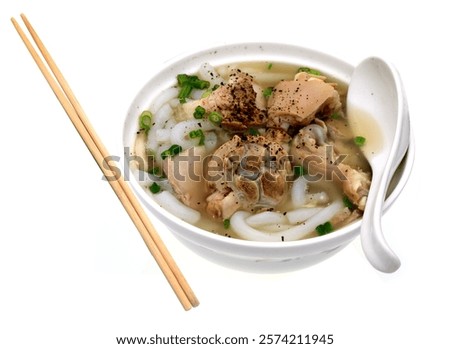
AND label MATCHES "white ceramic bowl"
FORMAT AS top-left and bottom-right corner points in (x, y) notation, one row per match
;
(123, 43), (414, 273)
